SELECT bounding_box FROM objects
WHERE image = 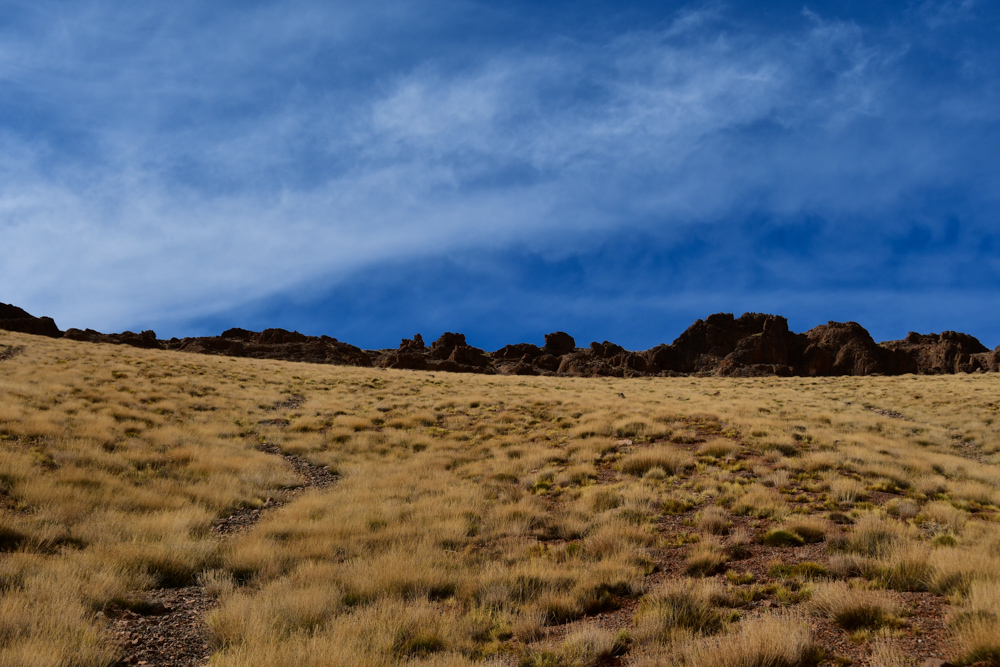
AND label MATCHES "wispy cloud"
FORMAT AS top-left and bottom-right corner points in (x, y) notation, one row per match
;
(1, 1), (998, 336)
